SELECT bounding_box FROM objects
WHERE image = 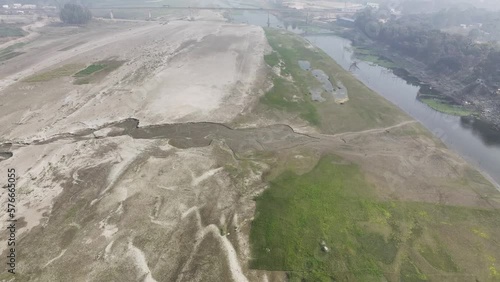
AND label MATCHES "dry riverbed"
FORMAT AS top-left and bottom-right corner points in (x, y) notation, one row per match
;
(0, 12), (273, 281)
(0, 10), (499, 282)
